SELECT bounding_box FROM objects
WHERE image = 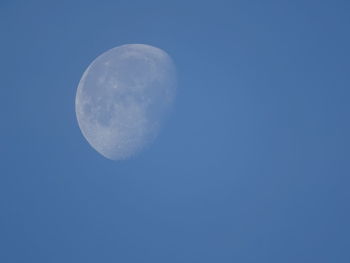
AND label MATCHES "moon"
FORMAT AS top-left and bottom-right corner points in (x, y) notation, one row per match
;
(75, 44), (177, 160)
